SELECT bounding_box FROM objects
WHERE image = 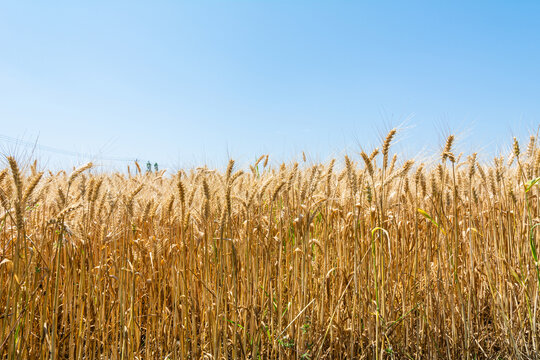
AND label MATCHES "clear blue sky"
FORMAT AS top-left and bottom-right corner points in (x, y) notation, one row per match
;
(0, 1), (539, 169)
